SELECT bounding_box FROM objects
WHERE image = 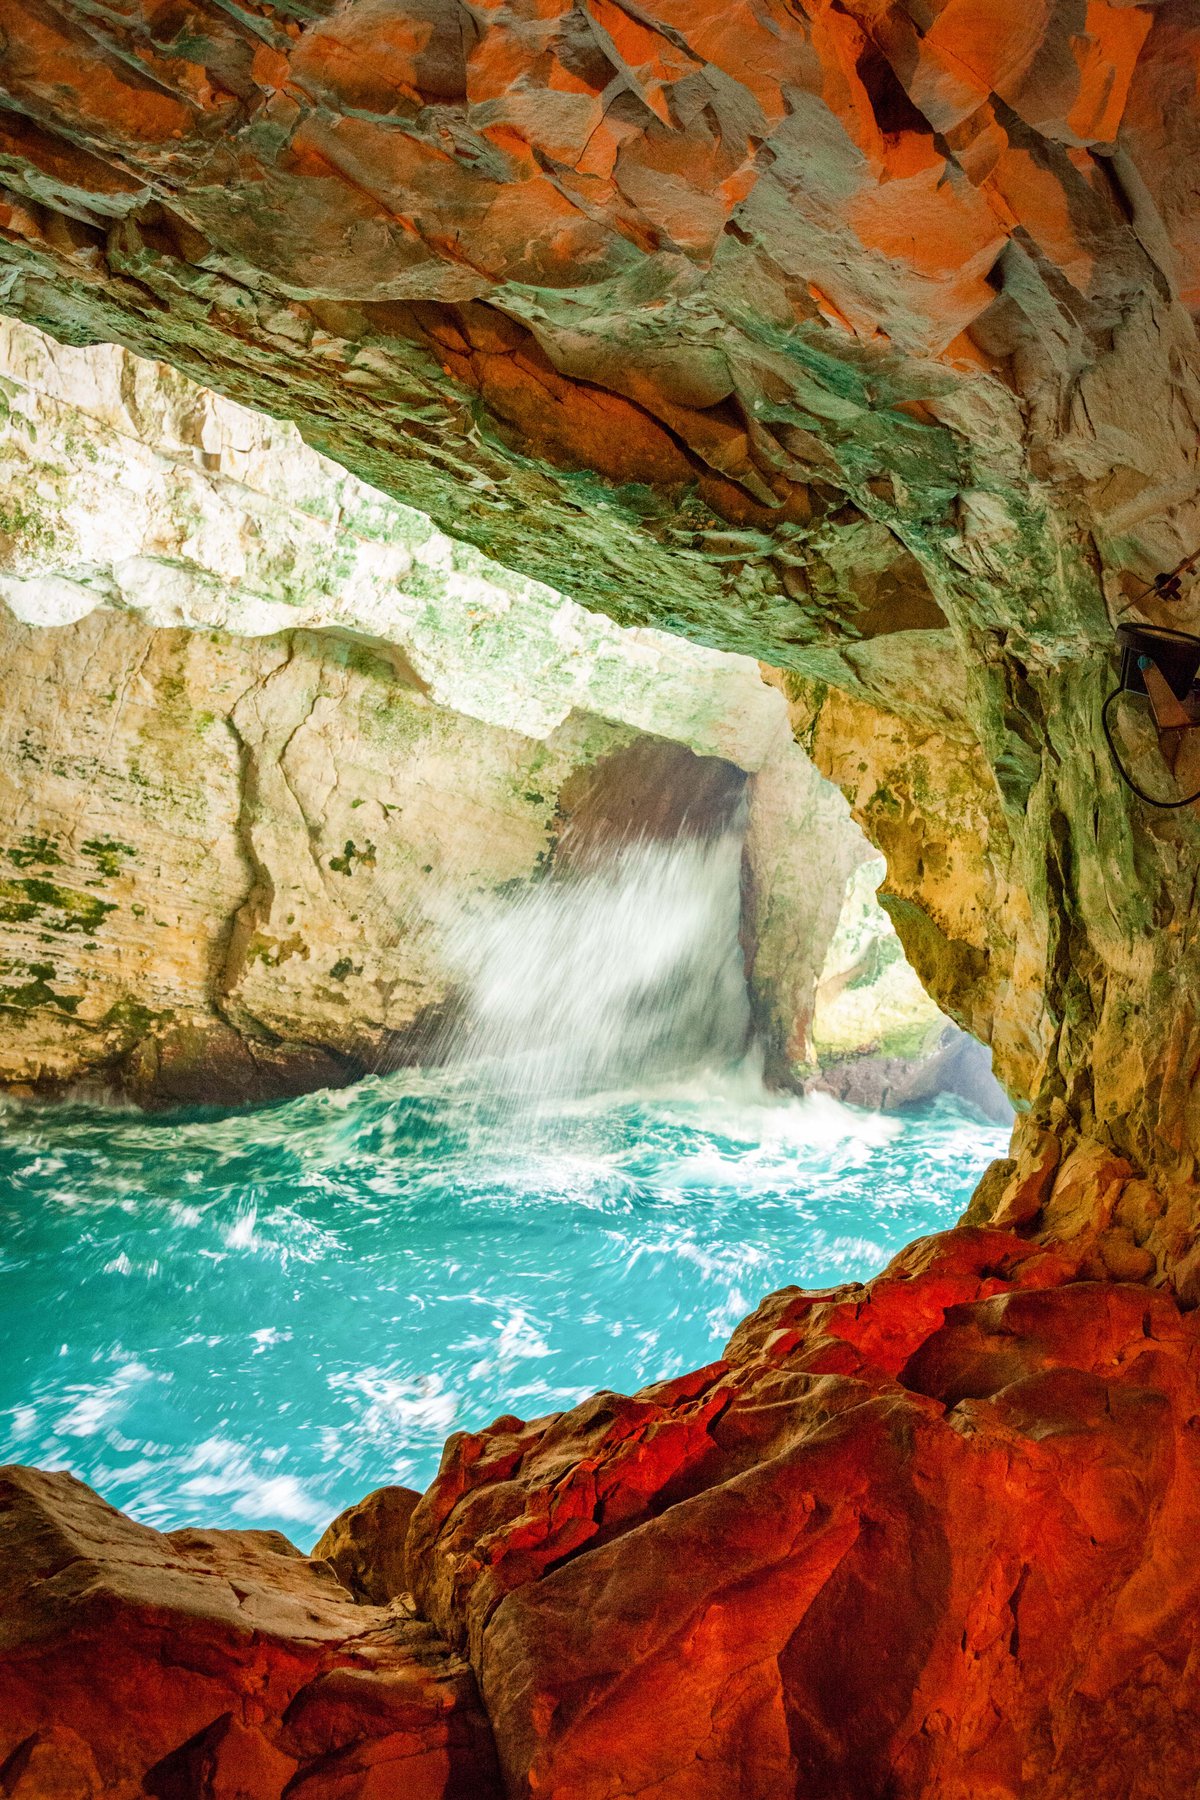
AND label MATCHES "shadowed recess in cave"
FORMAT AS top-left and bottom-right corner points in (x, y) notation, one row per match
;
(0, 816), (1007, 1543)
